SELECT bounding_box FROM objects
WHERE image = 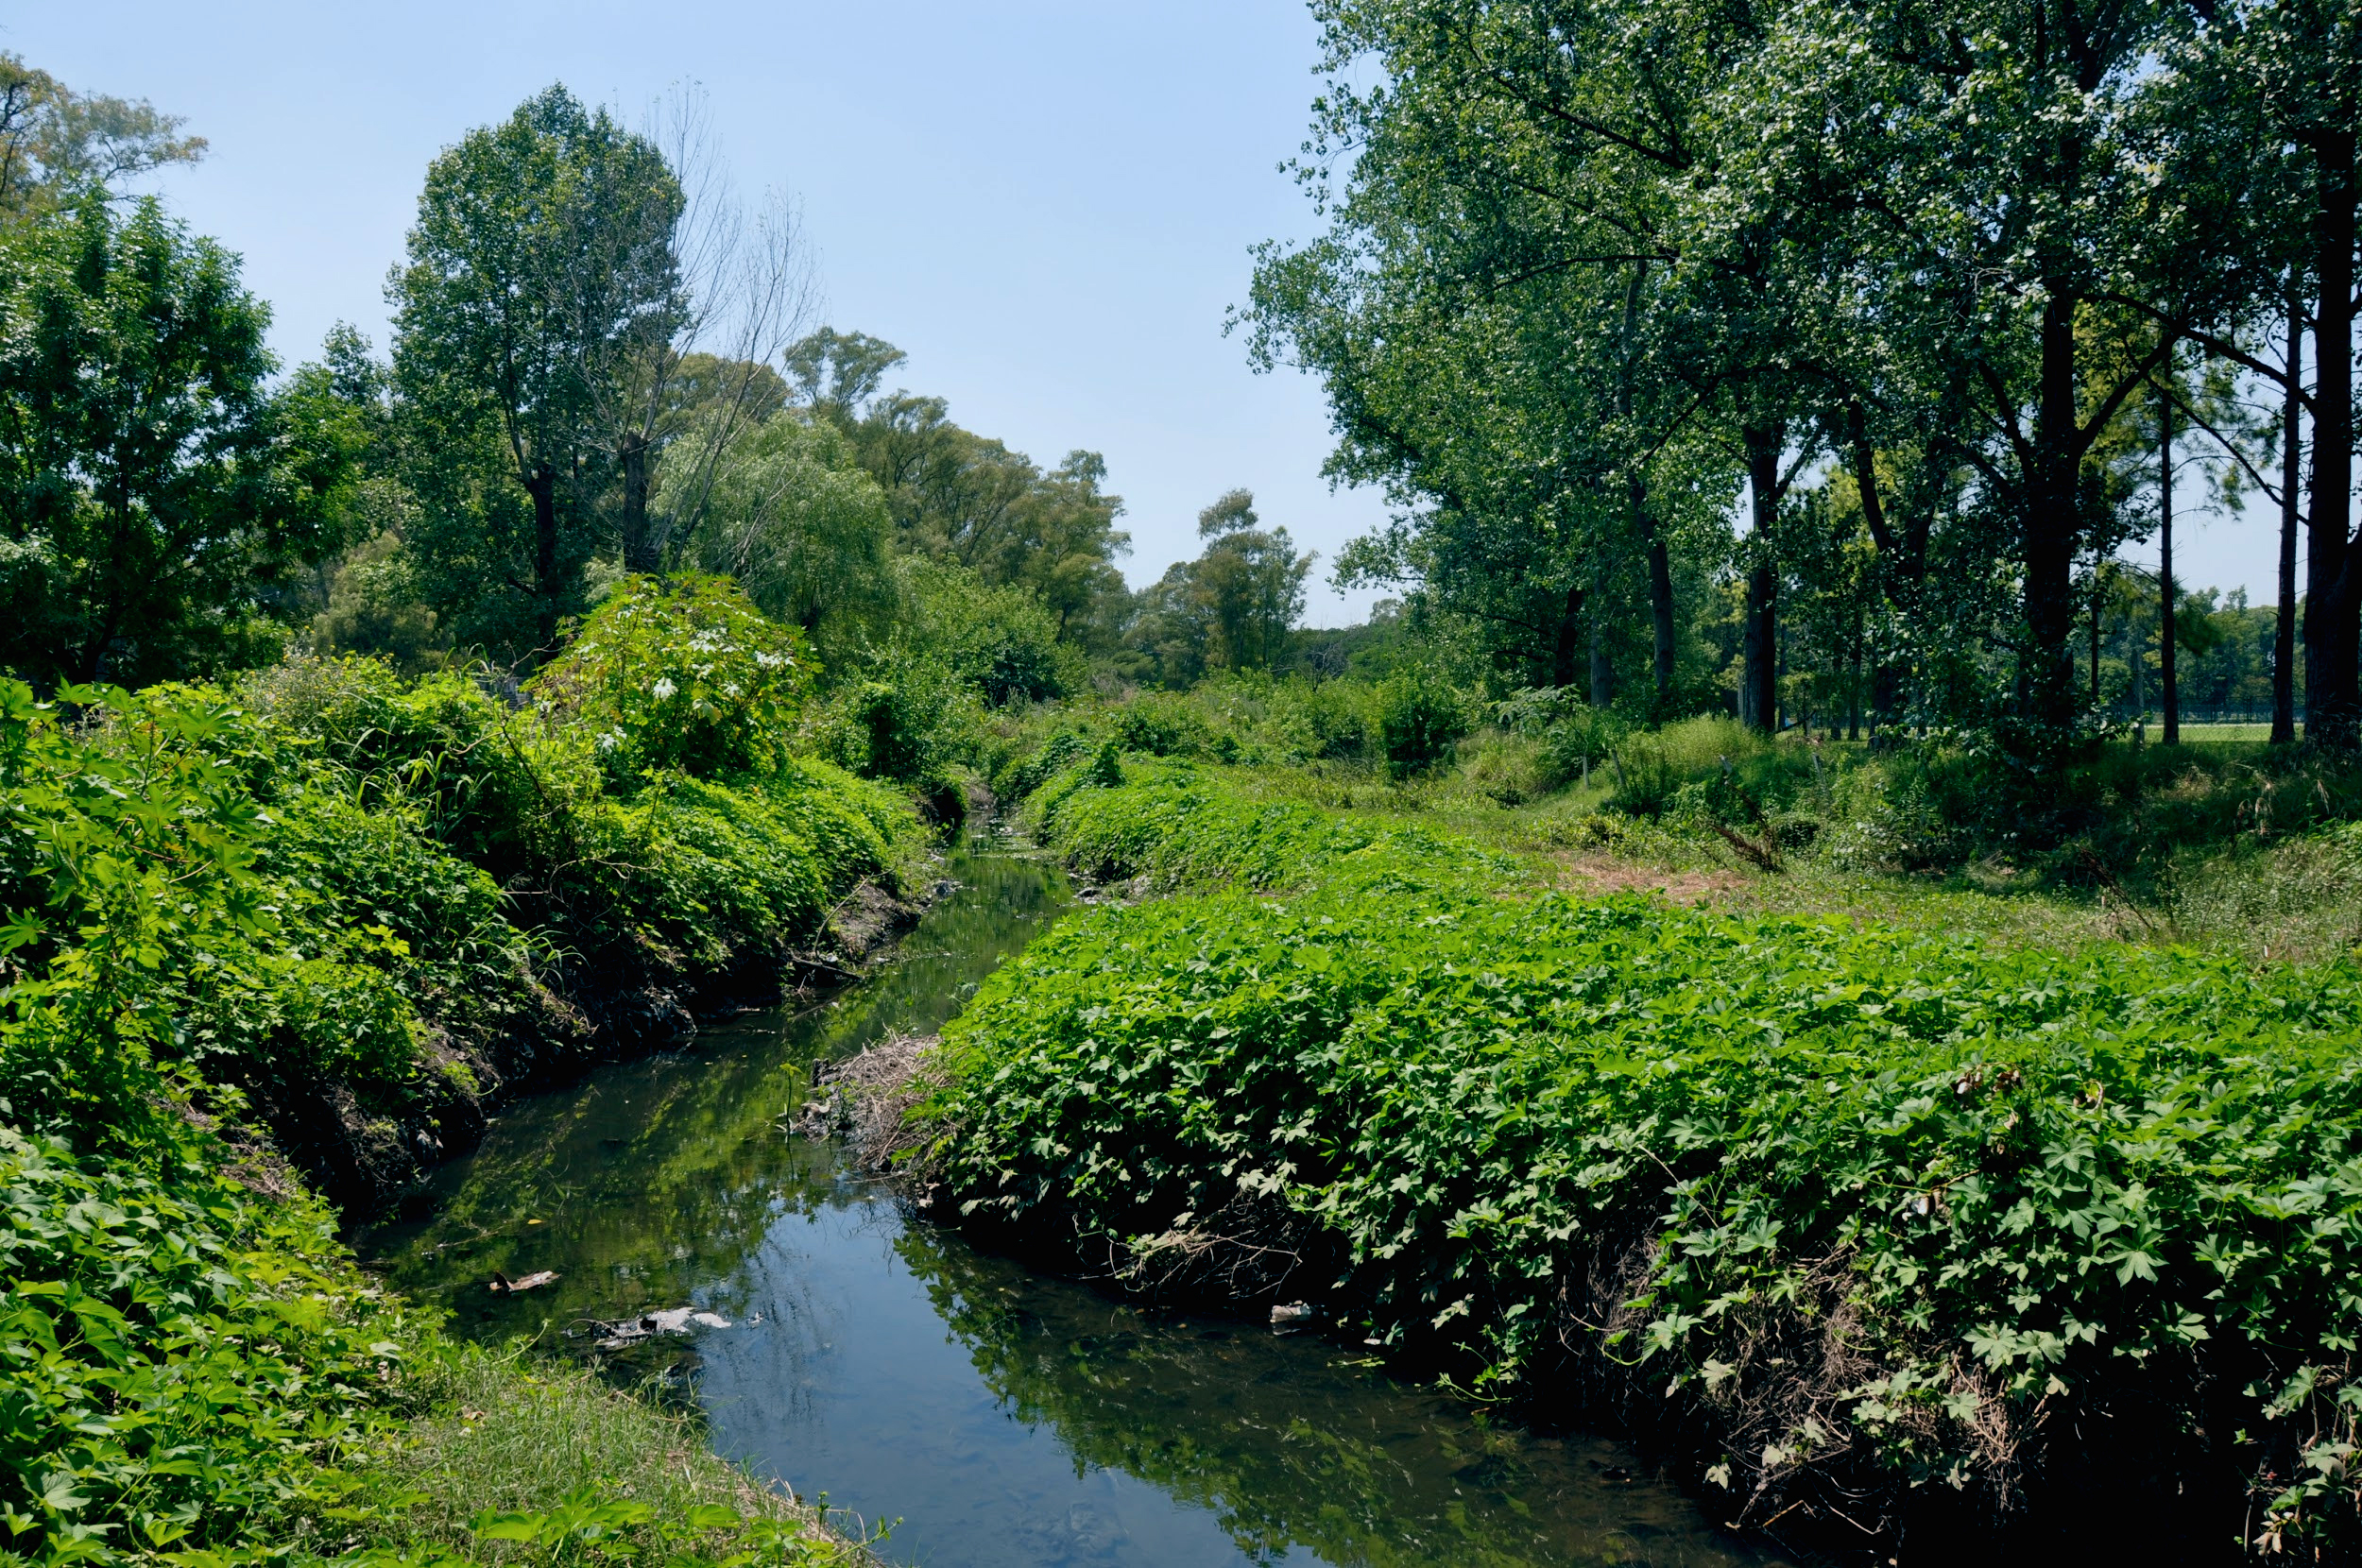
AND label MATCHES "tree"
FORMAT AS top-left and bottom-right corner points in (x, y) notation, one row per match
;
(786, 328), (1134, 645)
(0, 54), (203, 223)
(677, 410), (897, 669)
(0, 200), (350, 688)
(1130, 490), (1314, 681)
(782, 328), (906, 419)
(2234, 0), (2362, 745)
(584, 90), (816, 575)
(389, 85), (684, 660)
(1191, 489), (1314, 672)
(1242, 1), (1814, 716)
(1726, 0), (2268, 756)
